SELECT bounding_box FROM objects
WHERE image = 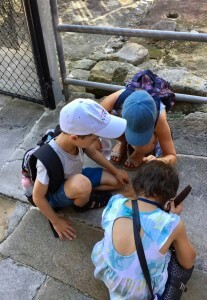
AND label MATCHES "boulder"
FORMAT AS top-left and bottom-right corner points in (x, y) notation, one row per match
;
(88, 60), (137, 85)
(74, 59), (96, 70)
(67, 69), (90, 92)
(156, 68), (207, 95)
(110, 43), (149, 65)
